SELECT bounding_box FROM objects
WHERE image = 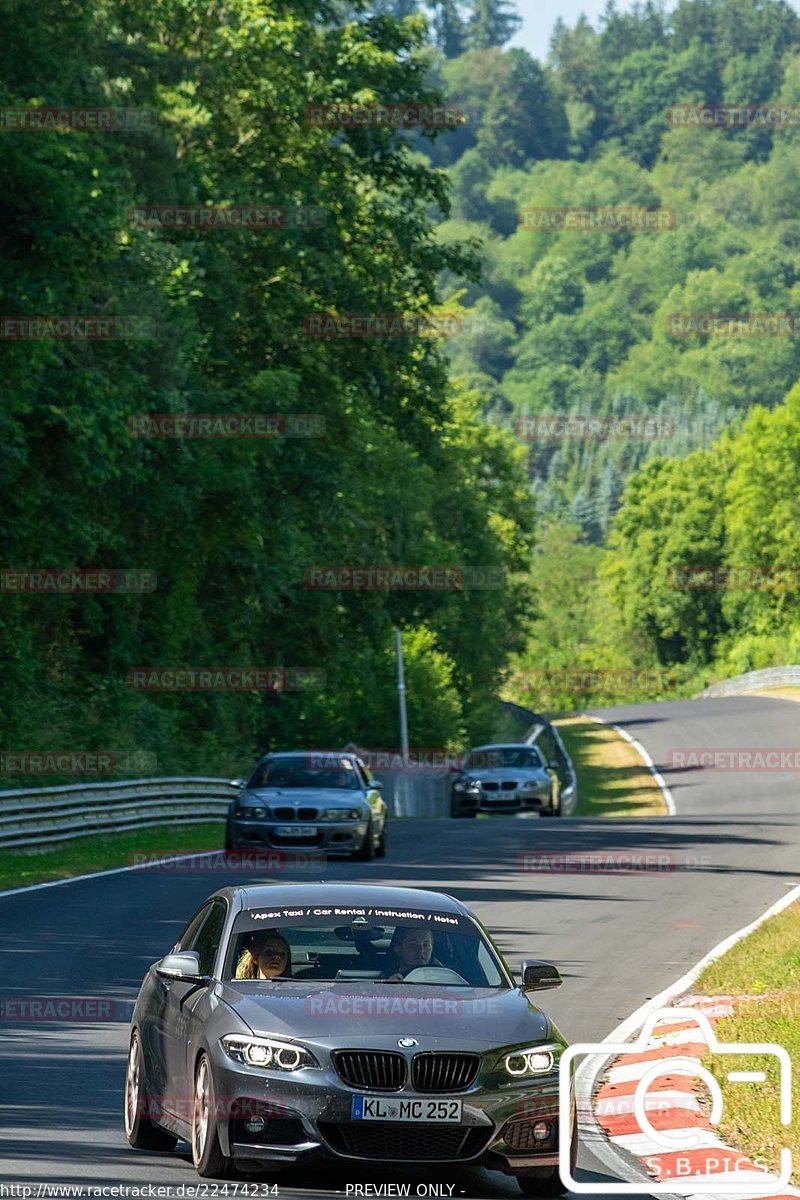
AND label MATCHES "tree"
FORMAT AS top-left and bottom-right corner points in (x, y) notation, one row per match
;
(477, 50), (569, 167)
(0, 0), (537, 780)
(468, 0), (523, 49)
(433, 0), (466, 57)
